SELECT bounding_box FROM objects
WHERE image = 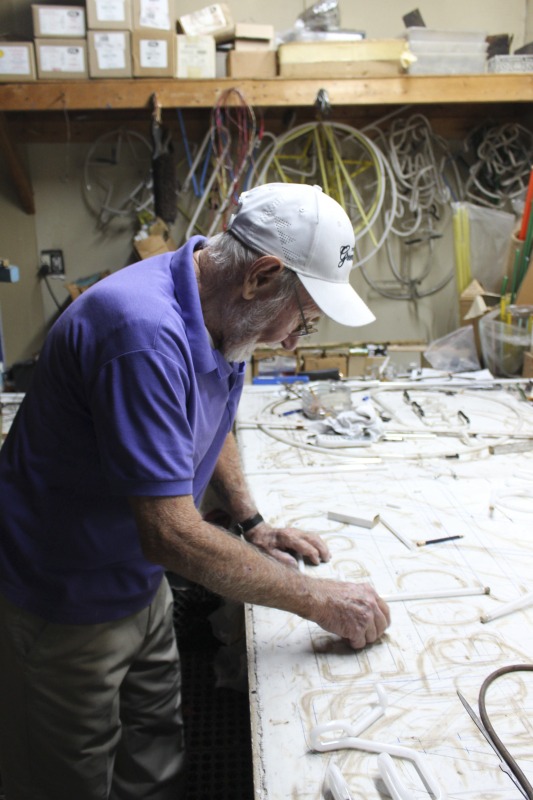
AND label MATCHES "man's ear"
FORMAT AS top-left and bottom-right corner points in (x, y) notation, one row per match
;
(242, 256), (284, 300)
